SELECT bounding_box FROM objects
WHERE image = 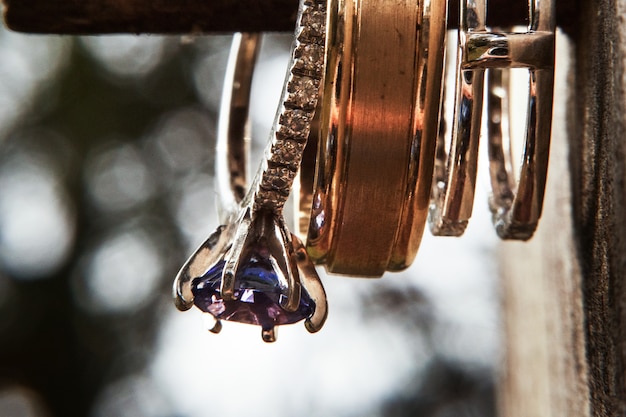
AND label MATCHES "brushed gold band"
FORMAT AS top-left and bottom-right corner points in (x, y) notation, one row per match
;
(303, 0), (447, 276)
